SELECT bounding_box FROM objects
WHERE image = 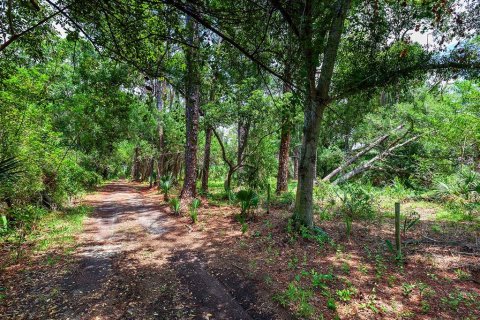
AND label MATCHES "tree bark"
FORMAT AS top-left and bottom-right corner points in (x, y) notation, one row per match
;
(132, 146), (140, 181)
(276, 71), (292, 195)
(155, 78), (166, 184)
(293, 145), (300, 180)
(294, 0), (351, 228)
(201, 127), (212, 194)
(180, 15), (201, 200)
(236, 119), (250, 179)
(334, 135), (419, 184)
(276, 125), (291, 194)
